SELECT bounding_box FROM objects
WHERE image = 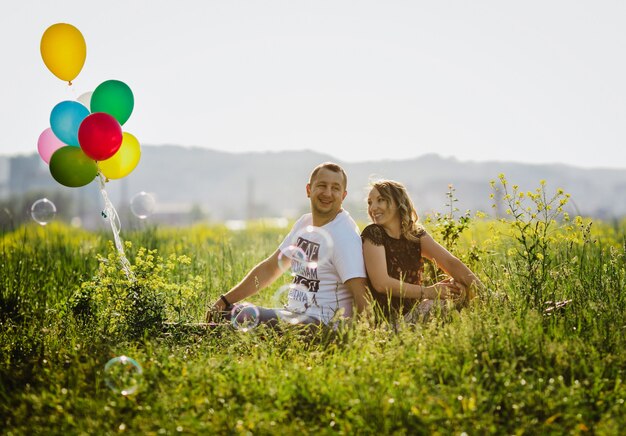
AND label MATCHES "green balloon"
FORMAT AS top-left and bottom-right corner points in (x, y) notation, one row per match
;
(49, 146), (98, 187)
(91, 79), (134, 125)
